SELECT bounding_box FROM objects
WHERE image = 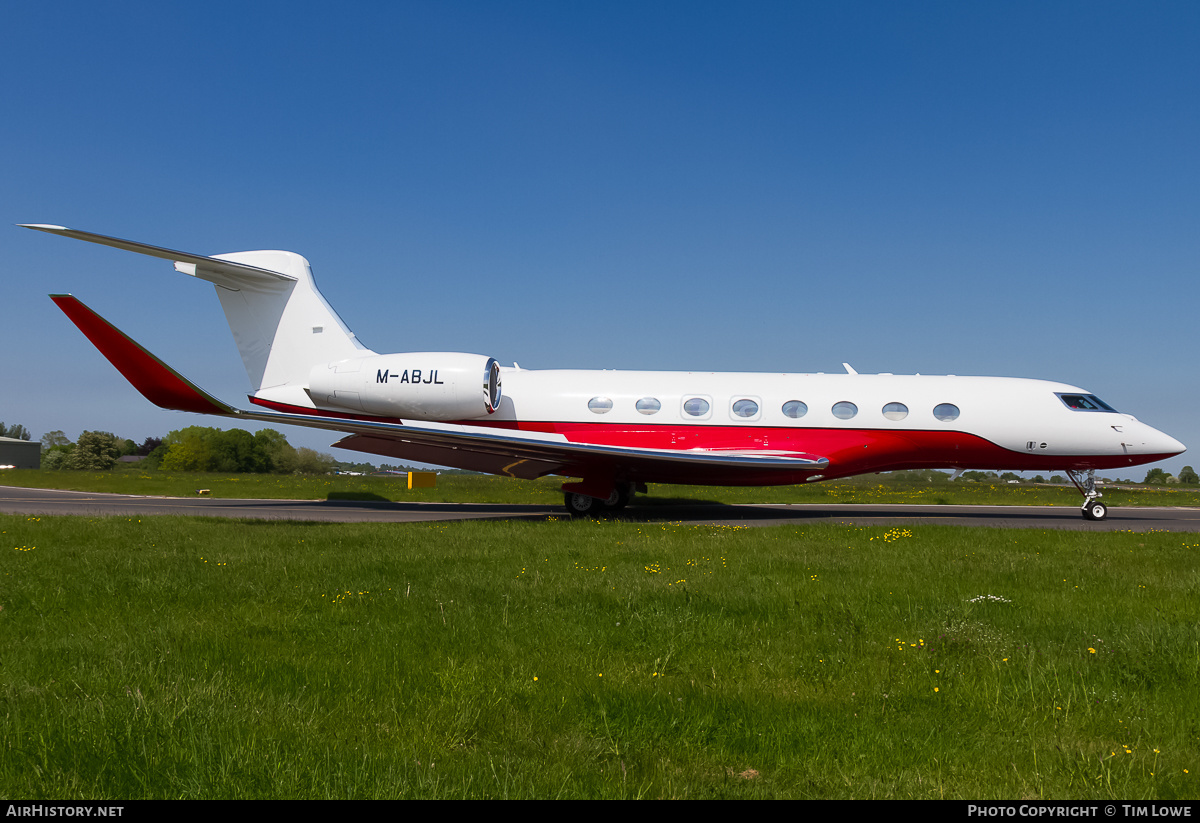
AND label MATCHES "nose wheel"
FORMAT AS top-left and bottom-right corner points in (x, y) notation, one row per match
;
(1067, 469), (1107, 521)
